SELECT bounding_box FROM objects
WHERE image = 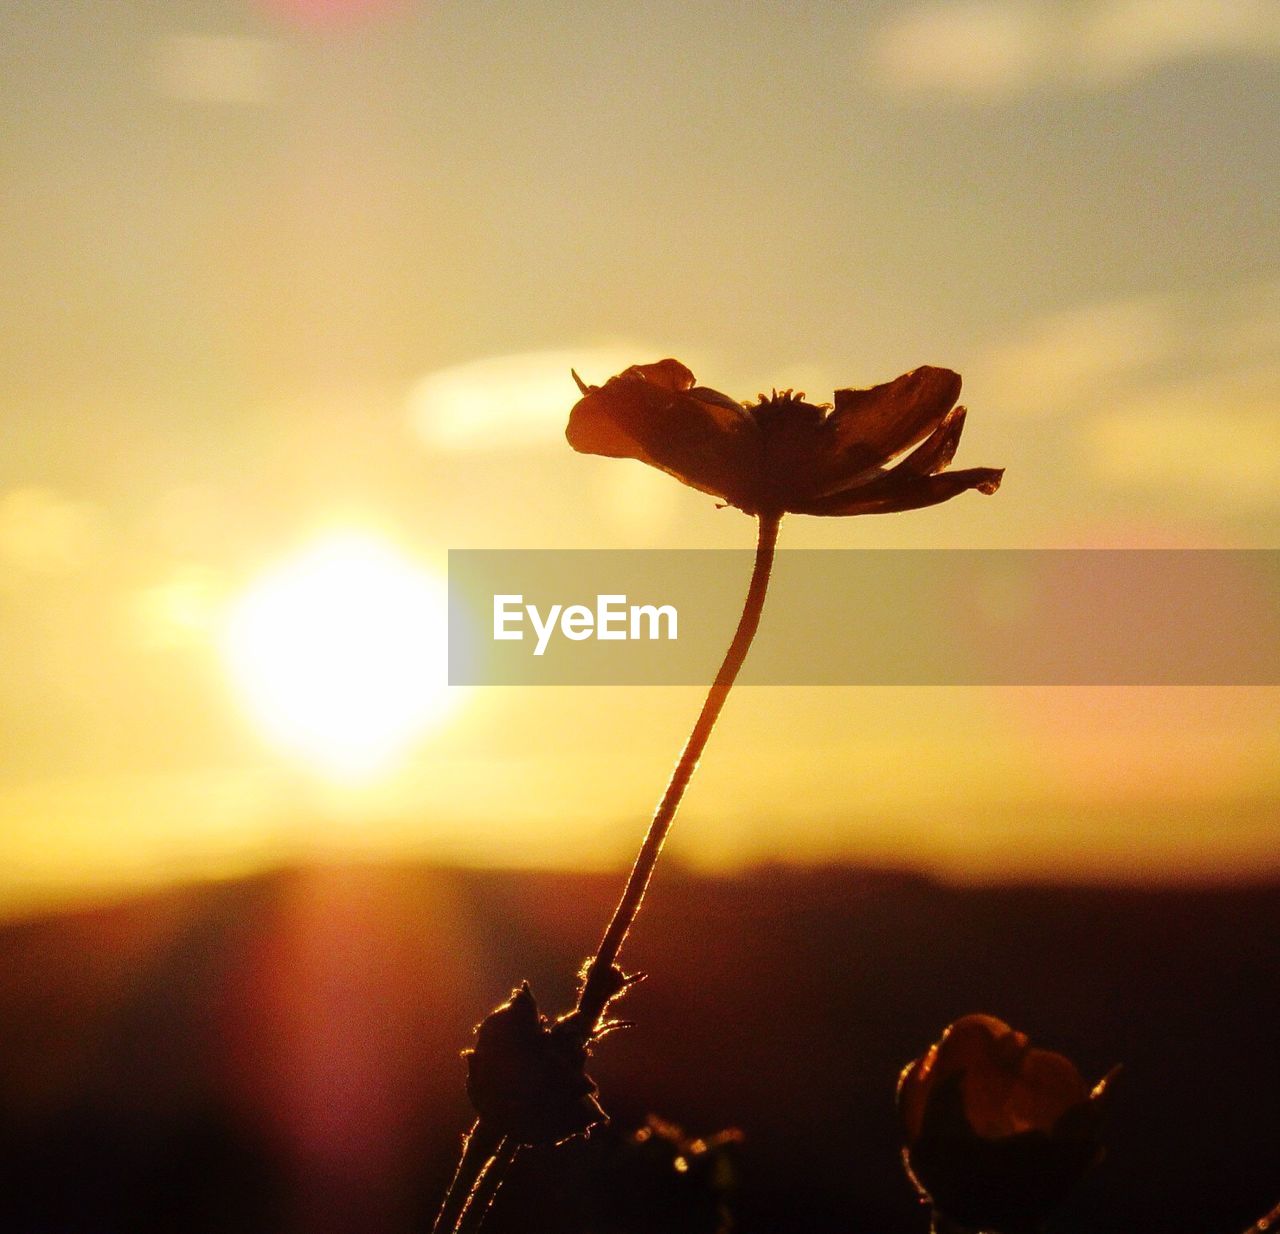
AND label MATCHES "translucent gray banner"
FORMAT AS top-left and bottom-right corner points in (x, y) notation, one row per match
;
(447, 550), (1280, 685)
